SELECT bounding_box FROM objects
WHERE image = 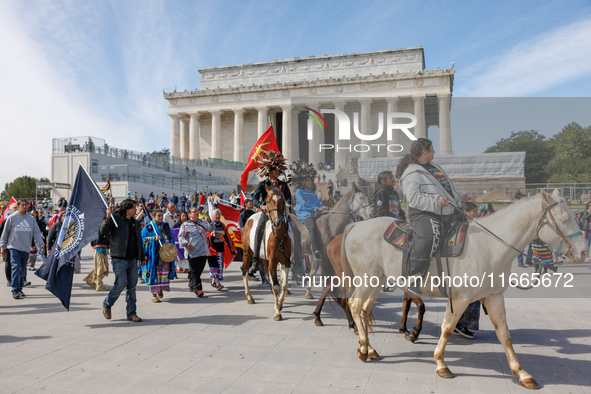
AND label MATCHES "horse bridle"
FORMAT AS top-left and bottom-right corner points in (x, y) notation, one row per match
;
(536, 201), (583, 258)
(266, 197), (290, 258)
